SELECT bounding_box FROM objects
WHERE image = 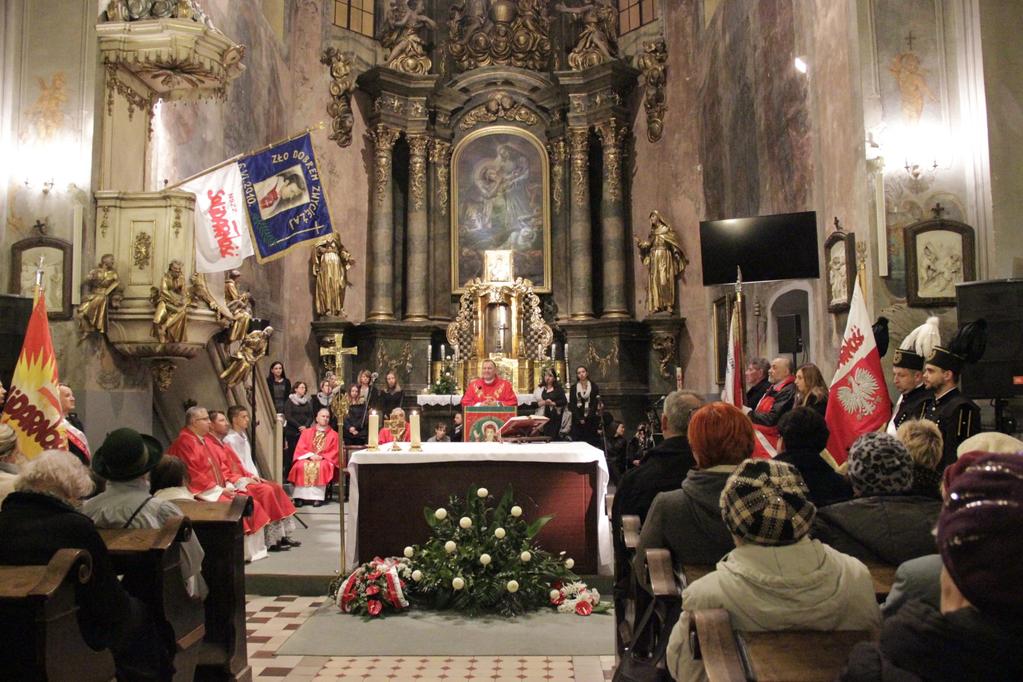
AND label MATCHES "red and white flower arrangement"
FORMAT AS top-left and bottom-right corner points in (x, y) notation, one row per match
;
(332, 556), (411, 617)
(548, 580), (610, 616)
